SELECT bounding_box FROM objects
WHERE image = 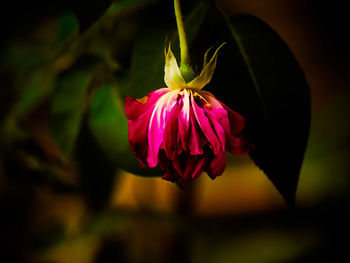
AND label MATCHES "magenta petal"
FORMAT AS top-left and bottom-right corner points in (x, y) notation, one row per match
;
(220, 102), (246, 135)
(173, 156), (186, 179)
(190, 94), (222, 154)
(159, 150), (178, 182)
(162, 170), (177, 182)
(125, 85), (251, 182)
(147, 91), (178, 167)
(163, 100), (180, 160)
(178, 90), (190, 152)
(204, 106), (246, 154)
(219, 104), (251, 154)
(187, 107), (207, 155)
(159, 151), (206, 181)
(128, 118), (149, 167)
(201, 90), (245, 135)
(206, 112), (226, 152)
(226, 134), (251, 155)
(205, 151), (226, 179)
(201, 91), (244, 134)
(125, 89), (169, 167)
(184, 155), (206, 180)
(159, 151), (185, 180)
(201, 91), (250, 155)
(125, 88), (169, 120)
(127, 109), (154, 167)
(204, 106), (231, 133)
